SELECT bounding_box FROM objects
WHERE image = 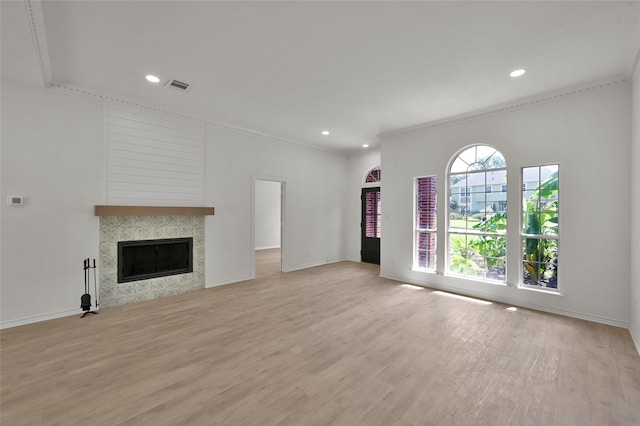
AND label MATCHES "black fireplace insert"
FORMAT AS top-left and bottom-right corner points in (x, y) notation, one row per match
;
(118, 237), (193, 283)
